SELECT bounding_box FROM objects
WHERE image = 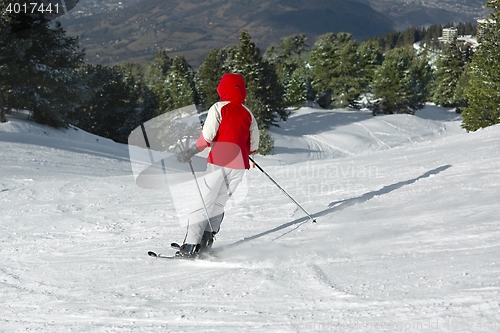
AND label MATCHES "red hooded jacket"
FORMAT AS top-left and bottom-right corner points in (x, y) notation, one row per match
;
(196, 73), (259, 169)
